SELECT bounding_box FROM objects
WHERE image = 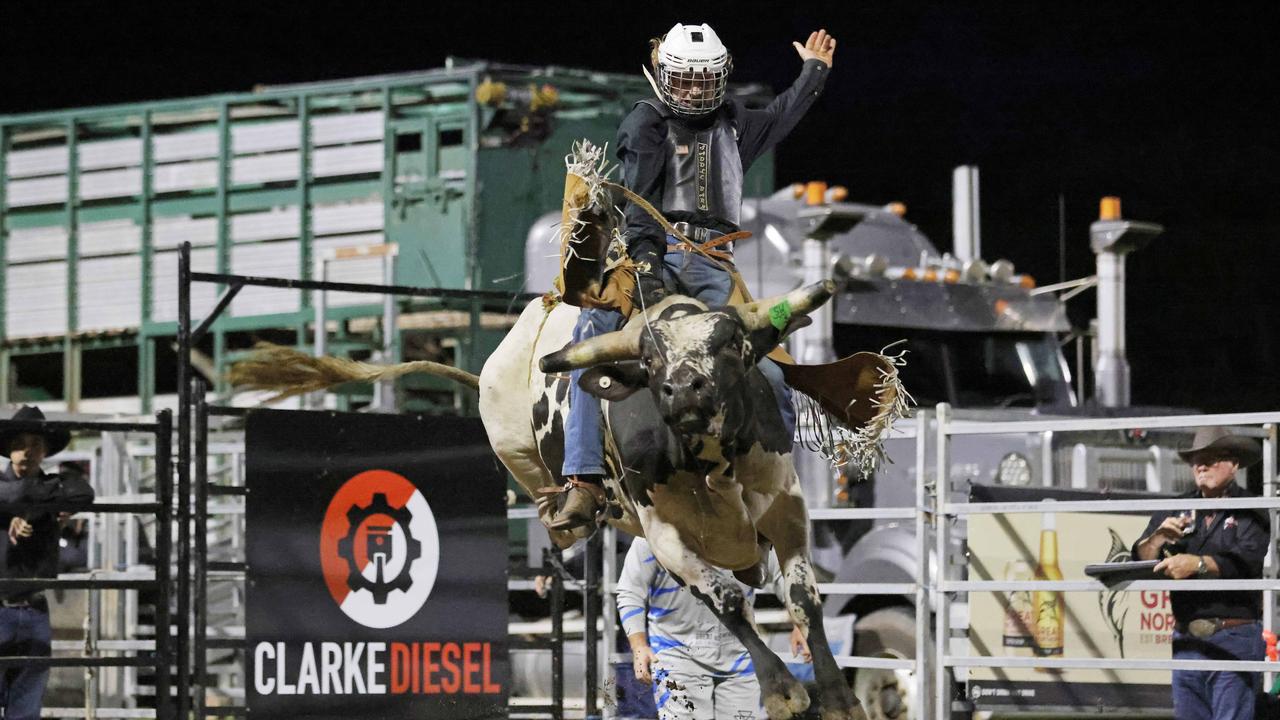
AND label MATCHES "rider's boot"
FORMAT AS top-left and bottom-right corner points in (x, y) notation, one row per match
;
(549, 475), (606, 530)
